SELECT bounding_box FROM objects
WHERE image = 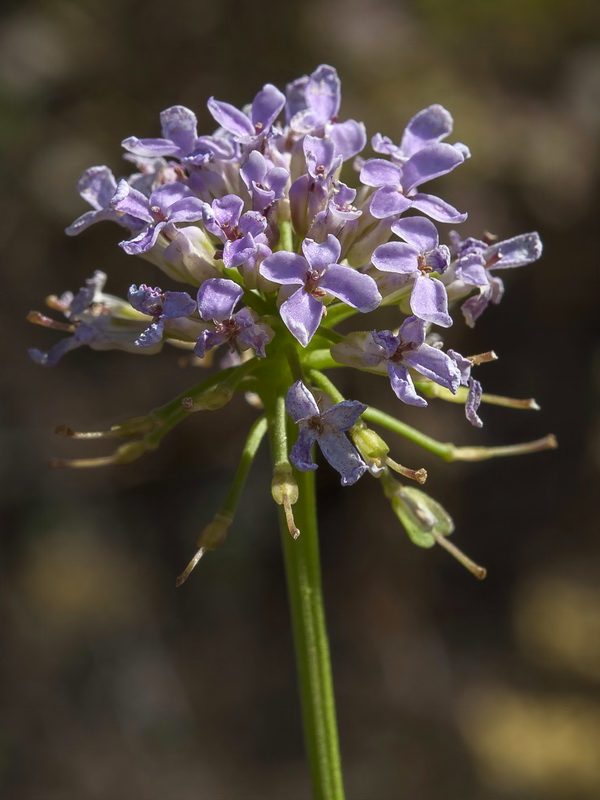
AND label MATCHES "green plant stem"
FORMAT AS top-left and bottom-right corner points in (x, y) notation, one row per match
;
(277, 465), (346, 800)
